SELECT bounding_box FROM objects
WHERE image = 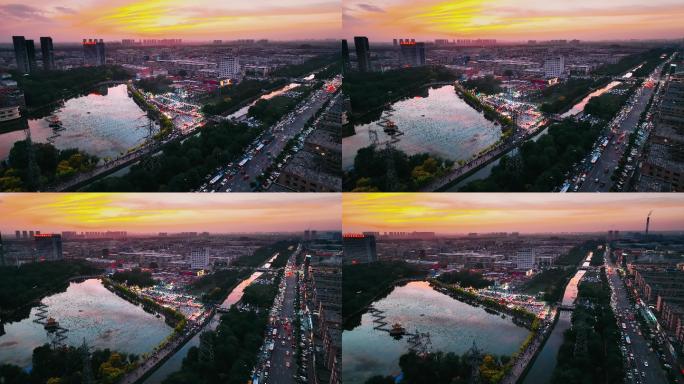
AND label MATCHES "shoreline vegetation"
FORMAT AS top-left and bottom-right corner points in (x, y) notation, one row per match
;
(1, 140), (100, 192)
(10, 65), (131, 111)
(0, 343), (141, 384)
(344, 147), (454, 192)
